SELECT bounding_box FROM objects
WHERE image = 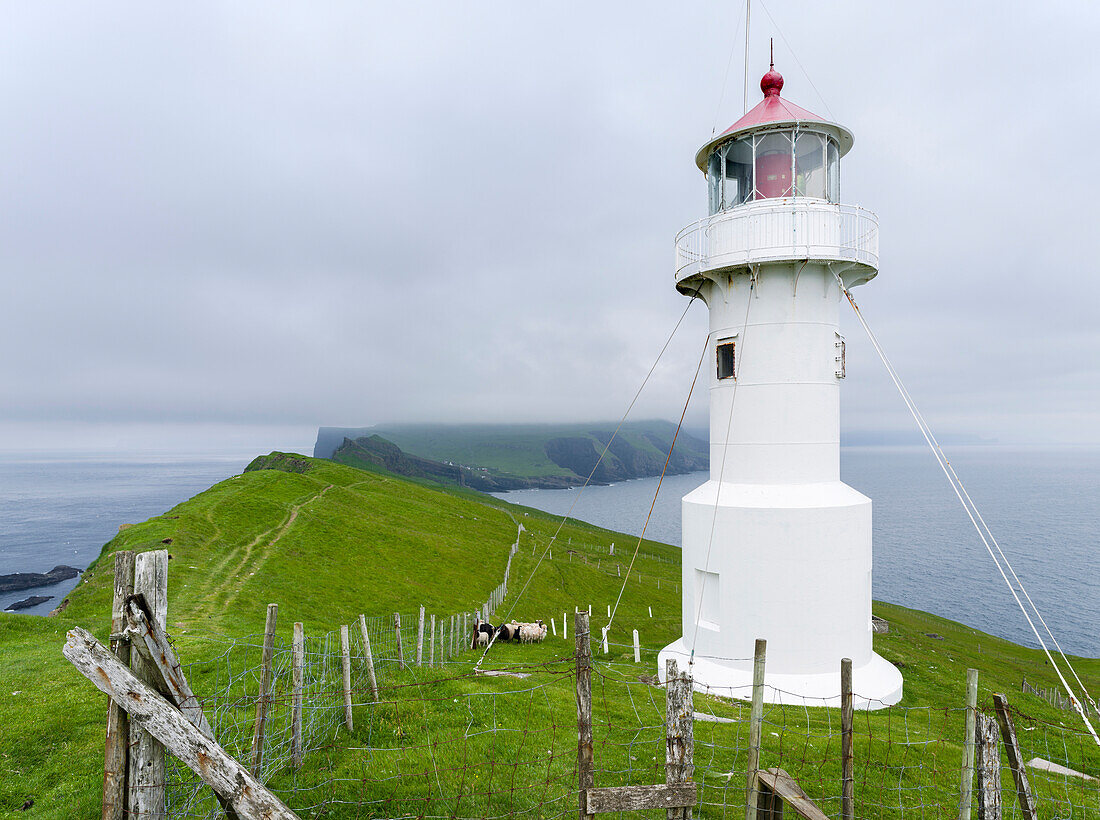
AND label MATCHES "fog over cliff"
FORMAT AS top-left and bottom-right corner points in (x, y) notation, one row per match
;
(2, 2), (1099, 452)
